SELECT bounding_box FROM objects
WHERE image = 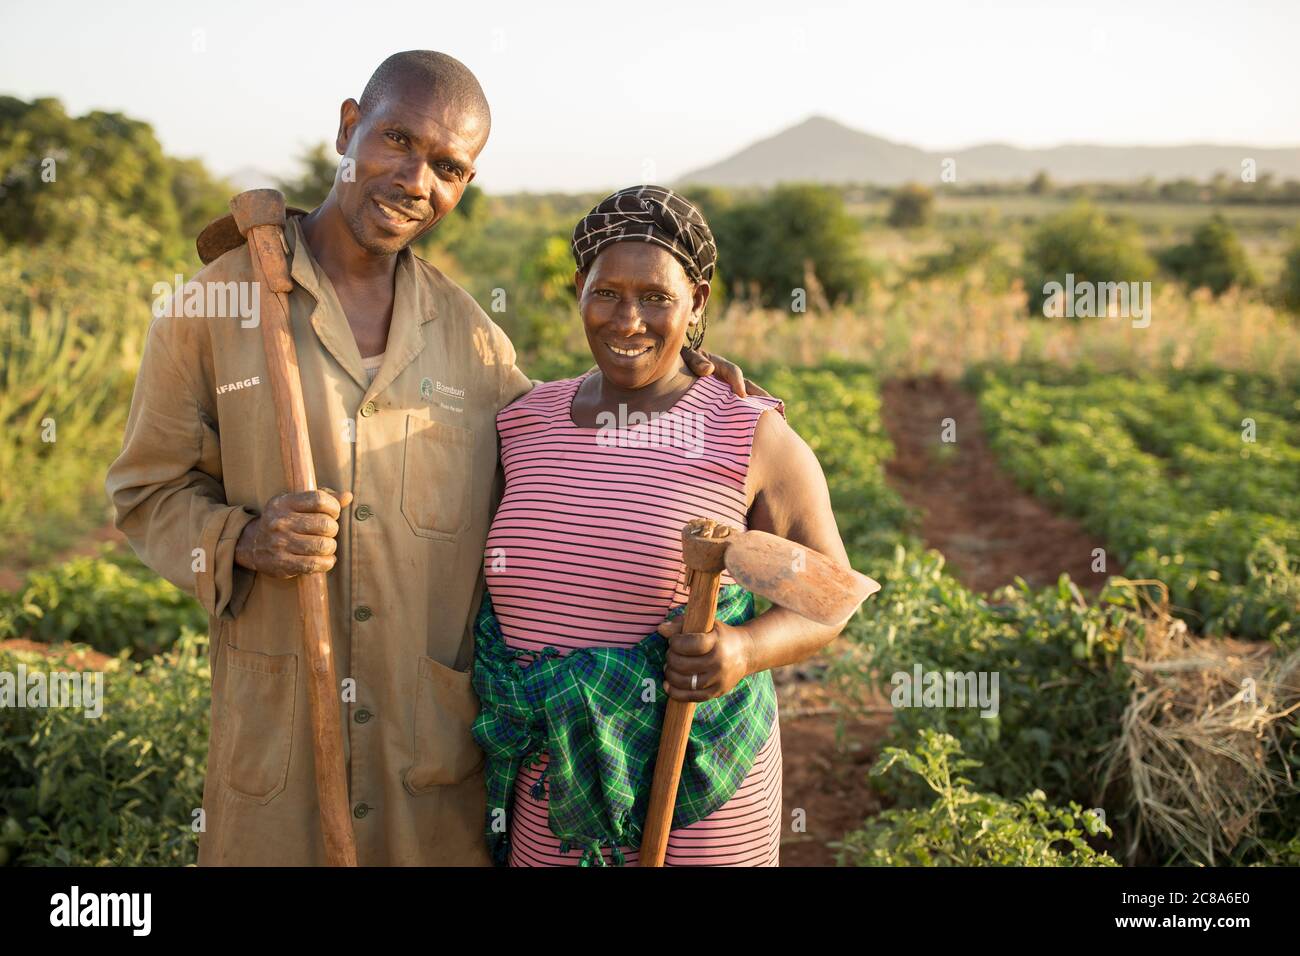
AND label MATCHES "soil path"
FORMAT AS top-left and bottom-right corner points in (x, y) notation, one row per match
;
(774, 655), (893, 866)
(881, 376), (1111, 594)
(778, 707), (890, 866)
